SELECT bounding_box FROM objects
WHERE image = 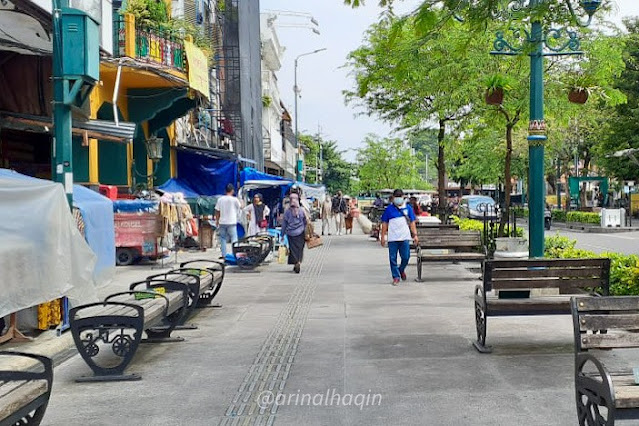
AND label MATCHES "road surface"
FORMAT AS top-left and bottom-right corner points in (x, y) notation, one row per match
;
(549, 228), (639, 255)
